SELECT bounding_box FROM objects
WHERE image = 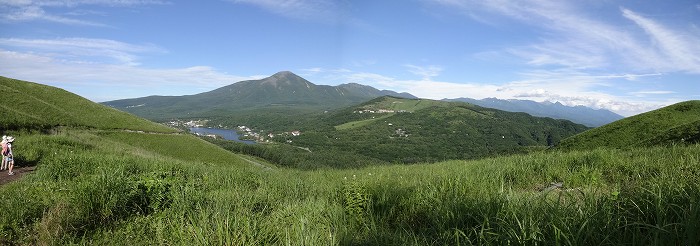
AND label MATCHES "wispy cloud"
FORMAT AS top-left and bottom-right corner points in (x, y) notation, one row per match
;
(227, 0), (377, 31)
(629, 90), (676, 97)
(303, 67), (674, 116)
(2, 5), (105, 26)
(0, 49), (262, 102)
(404, 64), (443, 81)
(0, 37), (164, 65)
(229, 0), (343, 22)
(427, 0), (700, 74)
(621, 8), (700, 73)
(511, 89), (664, 116)
(0, 0), (166, 25)
(0, 0), (168, 8)
(0, 34), (253, 102)
(417, 0), (698, 115)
